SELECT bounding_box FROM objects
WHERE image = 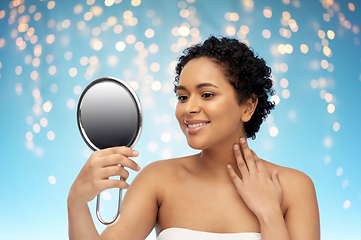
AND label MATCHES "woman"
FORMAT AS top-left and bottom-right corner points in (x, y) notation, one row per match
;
(68, 36), (320, 240)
